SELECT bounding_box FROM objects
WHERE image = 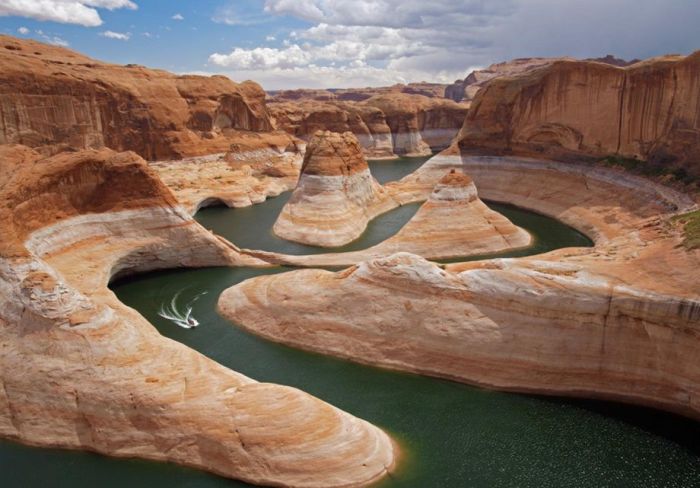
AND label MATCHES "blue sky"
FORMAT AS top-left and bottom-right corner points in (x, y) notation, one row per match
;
(2, 1), (700, 90)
